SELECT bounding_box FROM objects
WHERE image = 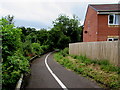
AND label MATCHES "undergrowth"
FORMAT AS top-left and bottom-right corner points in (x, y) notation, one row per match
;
(54, 48), (120, 89)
